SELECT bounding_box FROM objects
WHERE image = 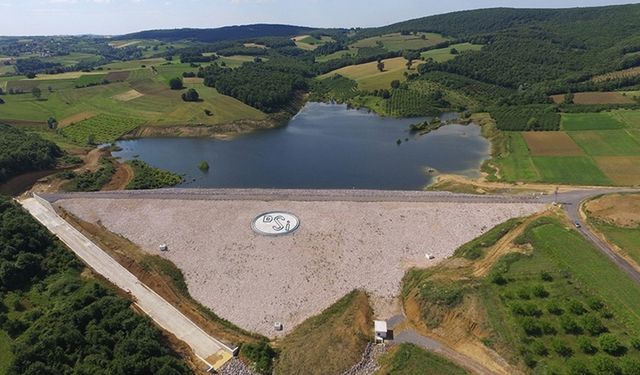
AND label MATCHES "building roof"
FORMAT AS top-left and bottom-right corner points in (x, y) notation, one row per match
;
(374, 320), (387, 332)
